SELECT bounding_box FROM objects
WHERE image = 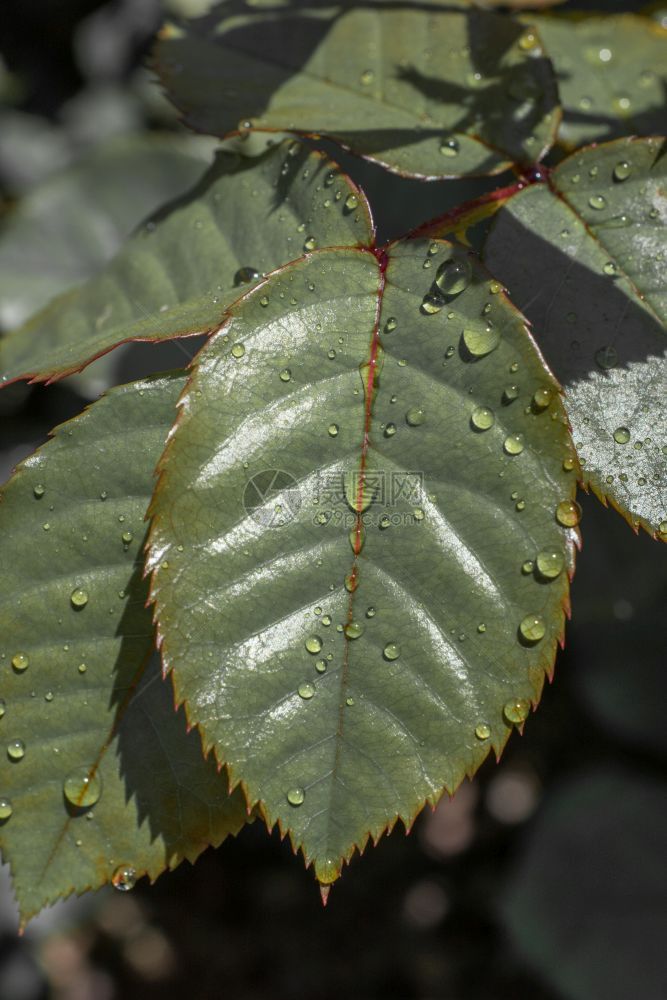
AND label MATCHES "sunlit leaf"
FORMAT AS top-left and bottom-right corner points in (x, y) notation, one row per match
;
(484, 137), (667, 539)
(154, 3), (560, 178)
(147, 238), (577, 888)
